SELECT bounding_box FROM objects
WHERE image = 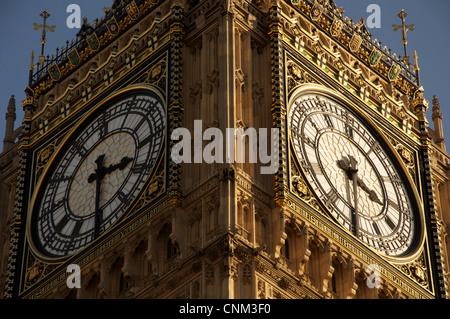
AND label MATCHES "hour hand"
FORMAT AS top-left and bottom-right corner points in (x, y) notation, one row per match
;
(87, 155), (106, 184)
(357, 177), (383, 205)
